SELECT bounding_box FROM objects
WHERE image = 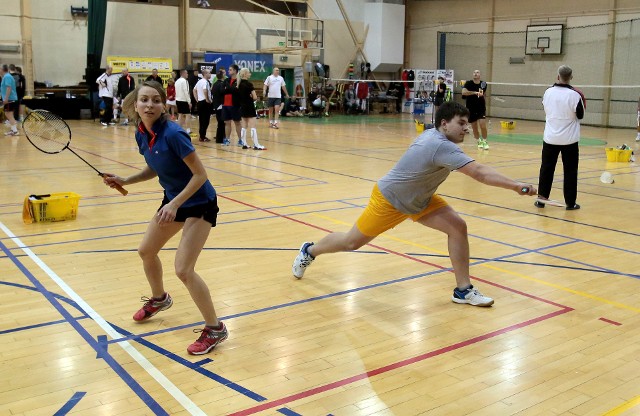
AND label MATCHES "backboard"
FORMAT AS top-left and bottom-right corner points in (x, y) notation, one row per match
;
(286, 17), (324, 50)
(525, 24), (563, 55)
